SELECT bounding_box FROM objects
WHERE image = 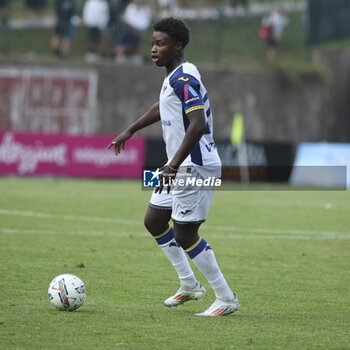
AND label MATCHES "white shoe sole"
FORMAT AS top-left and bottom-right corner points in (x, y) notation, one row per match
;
(195, 306), (239, 316)
(195, 299), (240, 316)
(164, 287), (206, 307)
